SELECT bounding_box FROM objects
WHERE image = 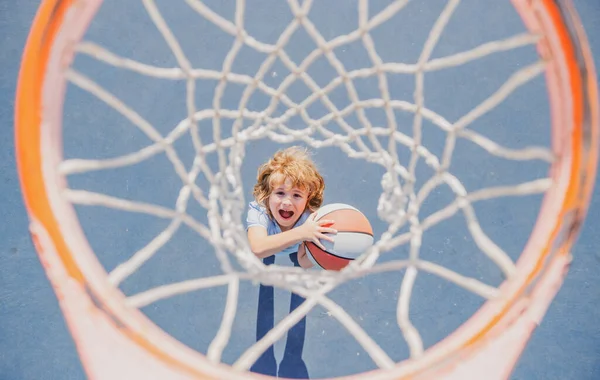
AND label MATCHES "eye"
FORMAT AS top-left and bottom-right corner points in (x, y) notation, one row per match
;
(275, 191), (284, 196)
(294, 193), (303, 198)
